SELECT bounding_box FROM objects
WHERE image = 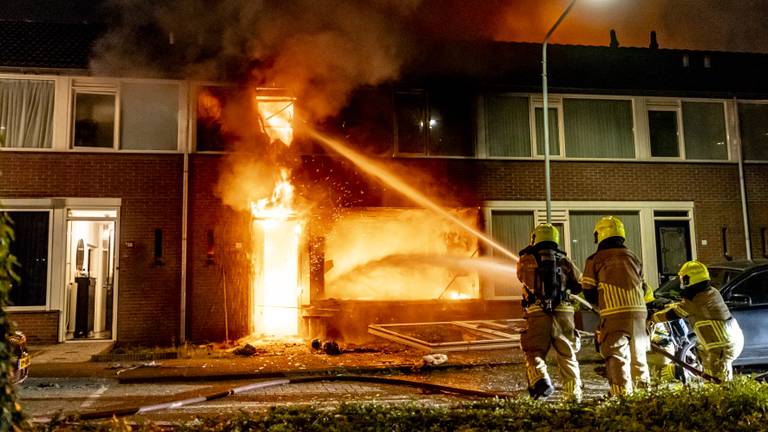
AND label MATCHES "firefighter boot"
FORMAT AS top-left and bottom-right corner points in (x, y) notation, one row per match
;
(528, 377), (555, 399)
